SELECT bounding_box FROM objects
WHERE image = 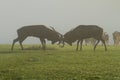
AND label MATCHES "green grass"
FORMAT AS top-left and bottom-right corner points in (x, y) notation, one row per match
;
(0, 44), (120, 80)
